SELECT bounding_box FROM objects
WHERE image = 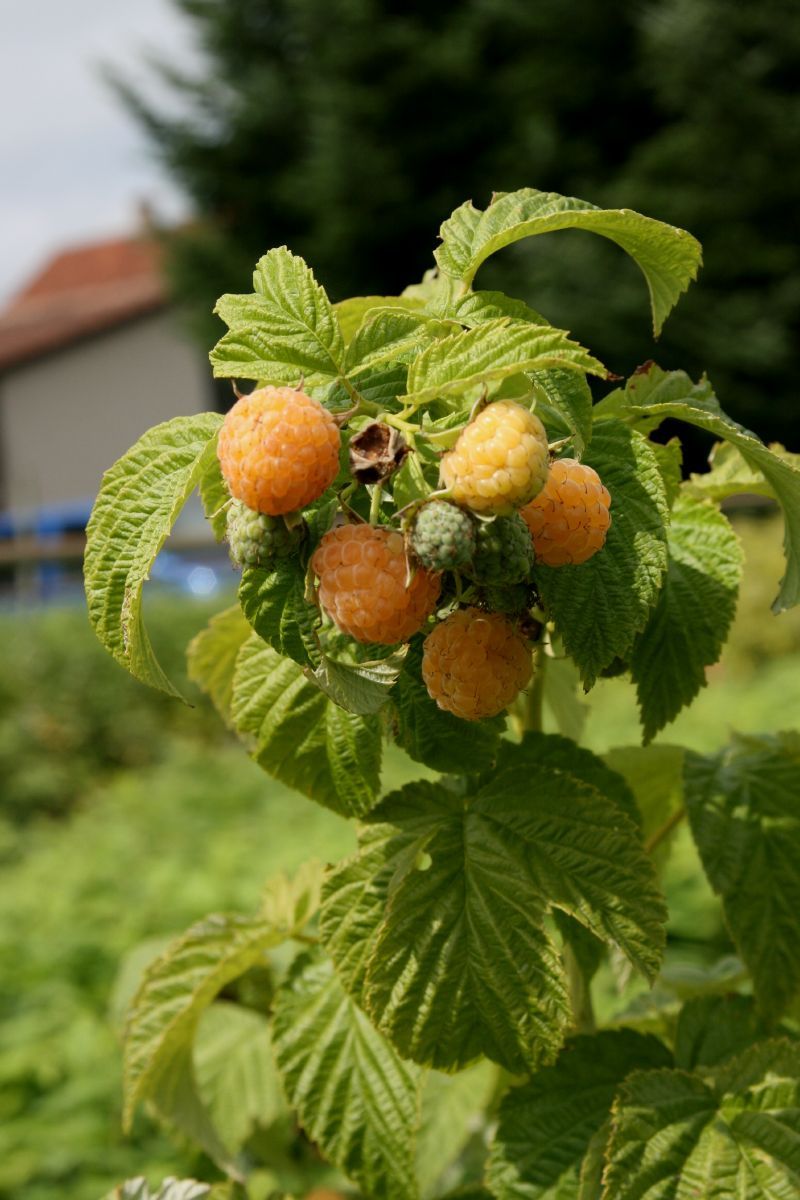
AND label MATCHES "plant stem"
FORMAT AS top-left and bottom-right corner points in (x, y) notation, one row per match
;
(645, 806), (687, 855)
(523, 644), (547, 733)
(292, 932), (320, 946)
(369, 481), (384, 524)
(383, 413), (417, 435)
(339, 374), (379, 414)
